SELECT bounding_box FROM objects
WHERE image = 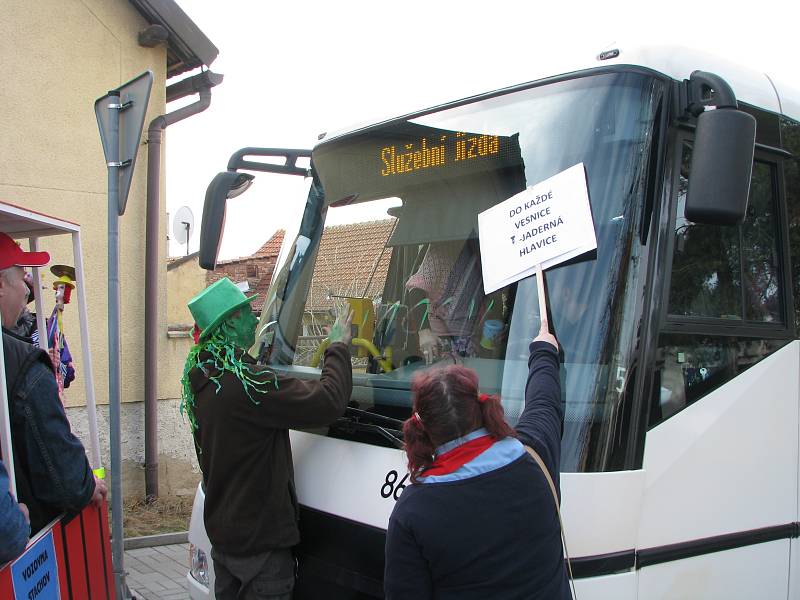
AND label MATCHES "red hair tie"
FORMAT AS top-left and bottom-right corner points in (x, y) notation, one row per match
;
(478, 394), (500, 404)
(411, 412), (423, 427)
